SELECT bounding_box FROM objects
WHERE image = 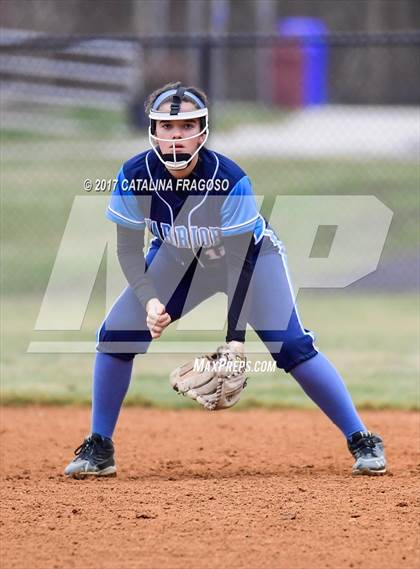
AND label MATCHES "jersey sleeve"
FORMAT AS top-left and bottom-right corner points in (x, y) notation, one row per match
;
(116, 225), (158, 309)
(224, 231), (258, 343)
(220, 176), (261, 236)
(106, 166), (145, 230)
